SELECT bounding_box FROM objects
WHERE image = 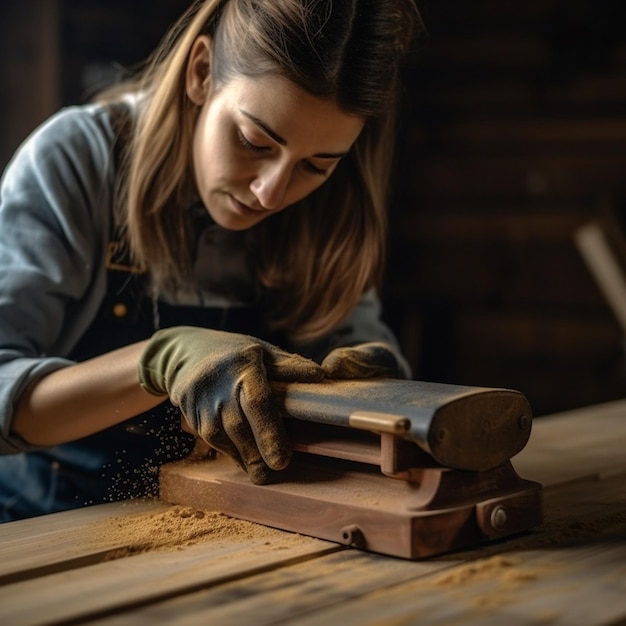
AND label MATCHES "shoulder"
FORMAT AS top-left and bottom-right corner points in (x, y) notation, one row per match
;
(0, 103), (130, 255)
(1, 102), (130, 220)
(15, 103), (119, 170)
